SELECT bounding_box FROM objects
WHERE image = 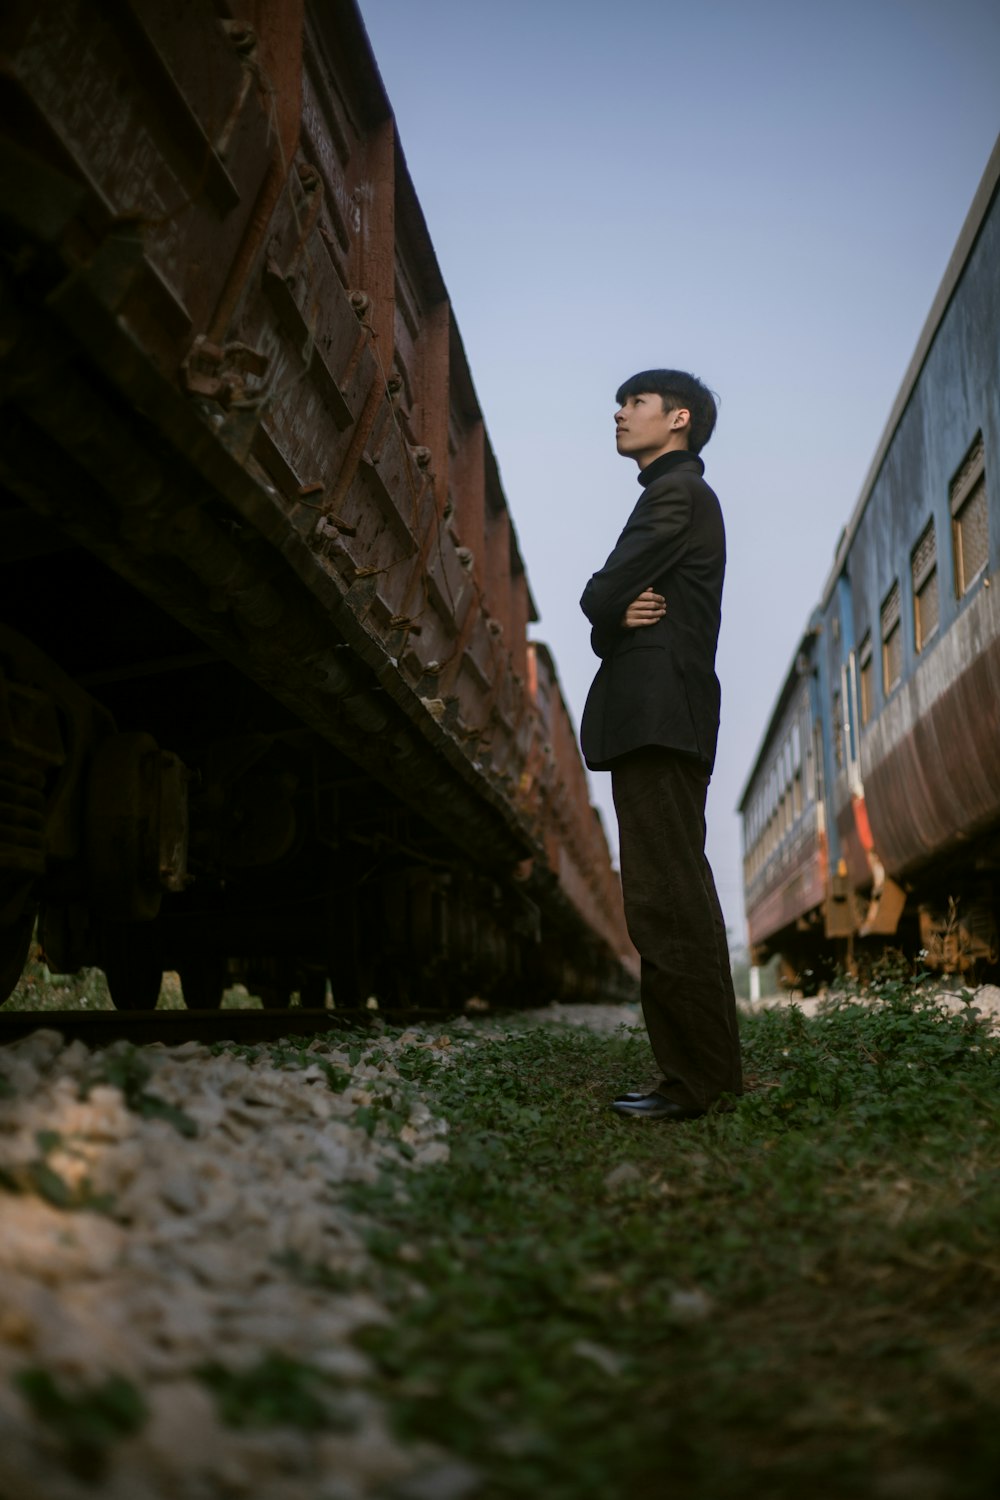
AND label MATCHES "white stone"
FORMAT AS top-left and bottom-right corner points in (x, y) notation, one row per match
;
(571, 1338), (624, 1378)
(0, 1197), (124, 1283)
(412, 1141), (450, 1167)
(5, 1028), (65, 1072)
(393, 1459), (483, 1500)
(603, 1162), (642, 1191)
(668, 1287), (713, 1323)
(0, 1023), (482, 1498)
(158, 1170), (202, 1215)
